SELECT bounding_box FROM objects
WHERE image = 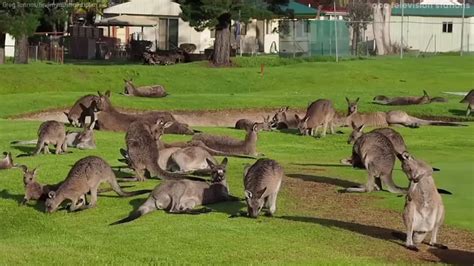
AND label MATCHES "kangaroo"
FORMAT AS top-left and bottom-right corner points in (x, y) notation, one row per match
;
(167, 146), (217, 173)
(345, 131), (406, 194)
(31, 121), (67, 155)
(398, 152), (447, 251)
(460, 89), (474, 116)
(235, 116), (272, 132)
(244, 158), (283, 218)
(270, 106), (299, 129)
(123, 79), (168, 98)
(111, 158), (235, 225)
(373, 90), (447, 106)
(12, 121), (96, 150)
(65, 94), (99, 127)
(45, 156), (150, 213)
(294, 99), (336, 137)
(0, 152), (14, 169)
(347, 123), (407, 155)
(344, 97), (465, 128)
(192, 123), (261, 156)
(94, 91), (193, 134)
(18, 165), (65, 205)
